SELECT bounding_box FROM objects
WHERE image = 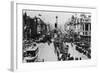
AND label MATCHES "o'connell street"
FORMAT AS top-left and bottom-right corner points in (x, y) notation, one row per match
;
(22, 10), (91, 63)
